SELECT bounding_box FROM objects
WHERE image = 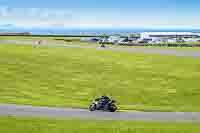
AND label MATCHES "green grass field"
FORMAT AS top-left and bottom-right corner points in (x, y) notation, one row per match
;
(0, 36), (99, 46)
(0, 36), (81, 40)
(0, 36), (61, 40)
(0, 36), (80, 43)
(0, 116), (199, 133)
(0, 43), (200, 111)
